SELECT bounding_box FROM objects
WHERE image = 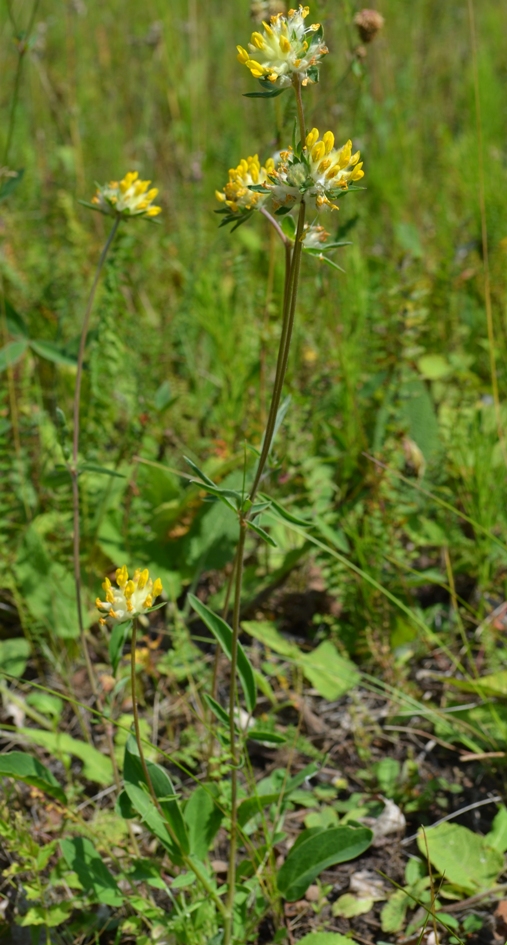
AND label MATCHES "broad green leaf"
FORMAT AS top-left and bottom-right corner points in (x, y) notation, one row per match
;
(242, 619), (301, 660)
(447, 671), (507, 698)
(381, 889), (411, 933)
(417, 822), (504, 893)
(0, 751), (66, 803)
(124, 735), (189, 855)
(300, 641), (360, 701)
(109, 620), (132, 675)
(487, 806), (507, 854)
(184, 785), (223, 860)
(417, 354), (452, 380)
(0, 339), (28, 372)
(124, 781), (184, 861)
(296, 936), (352, 945)
(277, 825), (373, 901)
(19, 728), (112, 785)
(0, 637), (31, 678)
(60, 837), (123, 907)
(30, 339), (77, 366)
(17, 903), (72, 927)
(237, 792), (280, 828)
(332, 893), (374, 918)
(188, 595), (256, 713)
